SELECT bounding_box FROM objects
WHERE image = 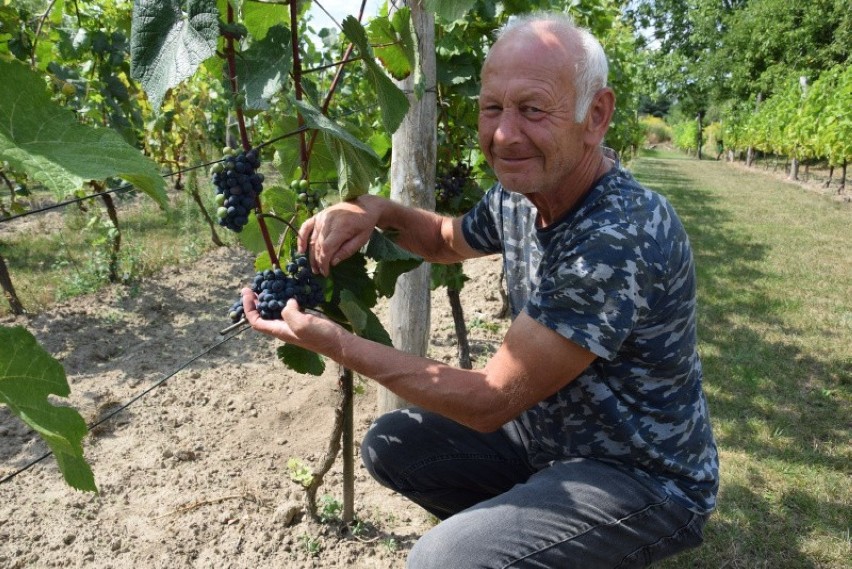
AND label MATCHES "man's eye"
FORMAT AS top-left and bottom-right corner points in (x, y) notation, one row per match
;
(522, 106), (544, 116)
